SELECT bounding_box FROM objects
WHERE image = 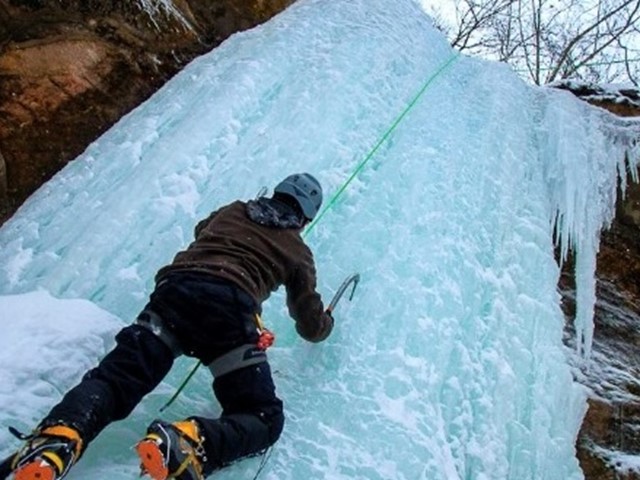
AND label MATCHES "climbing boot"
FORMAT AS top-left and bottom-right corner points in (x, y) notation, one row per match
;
(136, 419), (207, 480)
(9, 425), (83, 480)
